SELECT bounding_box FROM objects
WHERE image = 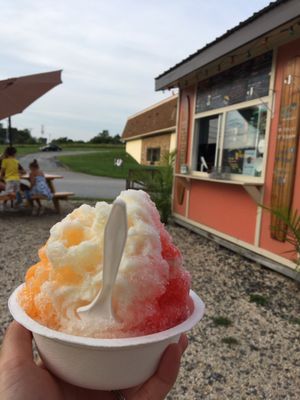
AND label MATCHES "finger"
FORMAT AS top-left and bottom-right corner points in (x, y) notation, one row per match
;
(58, 378), (115, 400)
(126, 334), (188, 399)
(132, 335), (188, 400)
(136, 344), (181, 399)
(0, 321), (33, 363)
(178, 333), (188, 354)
